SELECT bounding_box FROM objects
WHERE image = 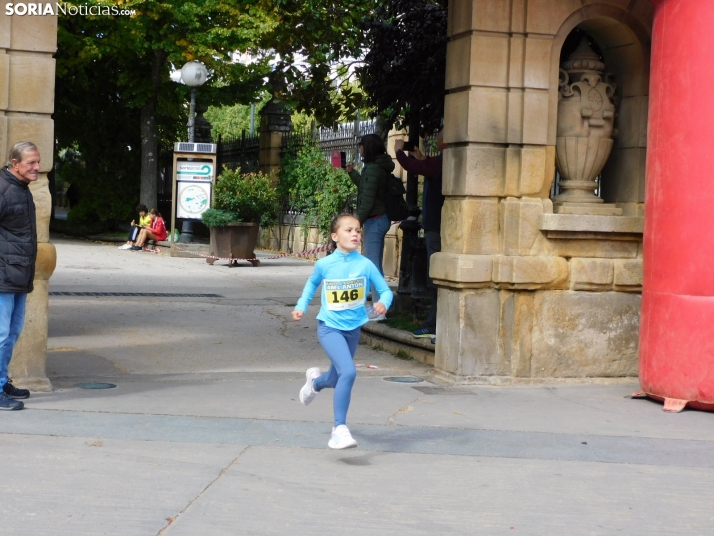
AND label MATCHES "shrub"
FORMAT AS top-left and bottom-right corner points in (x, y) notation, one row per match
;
(200, 208), (238, 228)
(279, 141), (357, 240)
(202, 168), (280, 228)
